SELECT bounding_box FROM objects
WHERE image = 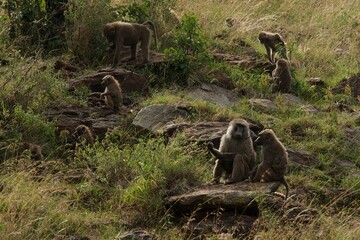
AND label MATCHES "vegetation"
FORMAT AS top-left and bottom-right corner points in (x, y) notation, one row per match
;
(0, 0), (359, 239)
